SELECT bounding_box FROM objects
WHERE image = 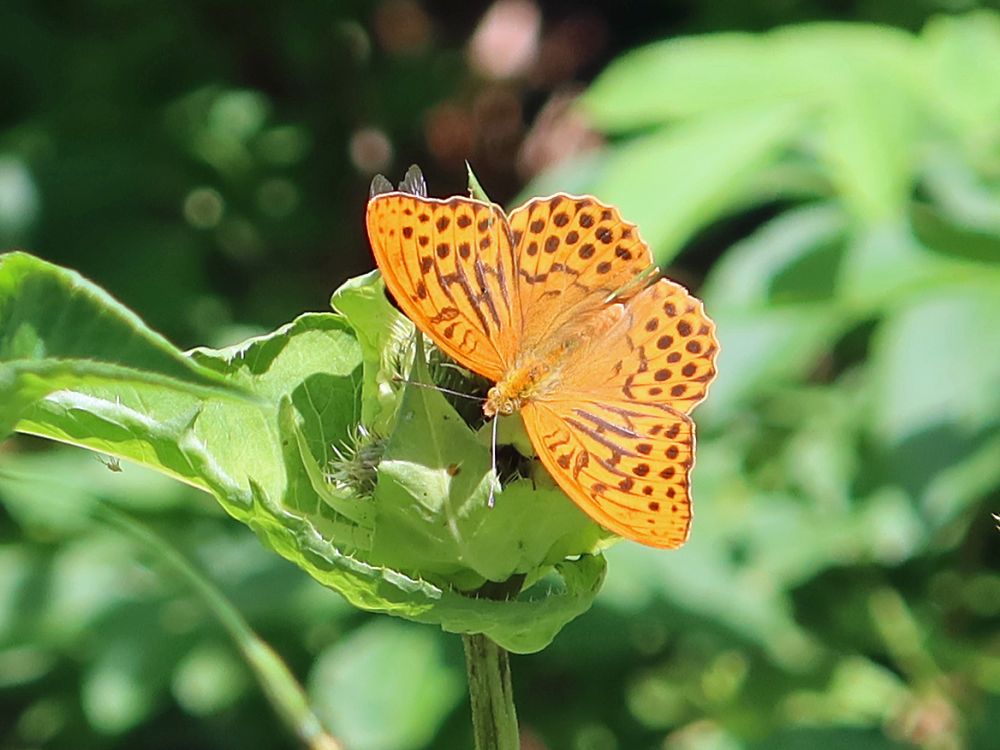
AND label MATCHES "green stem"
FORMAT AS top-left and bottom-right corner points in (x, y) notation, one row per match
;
(463, 633), (519, 750)
(95, 506), (344, 750)
(869, 586), (939, 684)
(465, 161), (492, 203)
